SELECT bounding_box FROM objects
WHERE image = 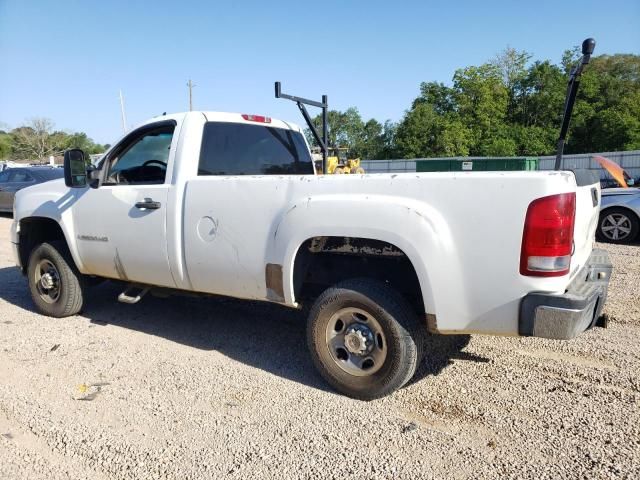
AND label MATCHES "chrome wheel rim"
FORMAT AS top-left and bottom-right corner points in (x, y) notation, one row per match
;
(601, 213), (632, 241)
(34, 259), (61, 304)
(325, 307), (387, 377)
